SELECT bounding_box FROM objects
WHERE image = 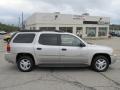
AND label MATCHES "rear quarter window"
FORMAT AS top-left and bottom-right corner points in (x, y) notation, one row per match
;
(13, 33), (35, 43)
